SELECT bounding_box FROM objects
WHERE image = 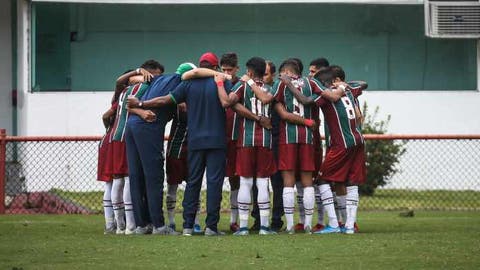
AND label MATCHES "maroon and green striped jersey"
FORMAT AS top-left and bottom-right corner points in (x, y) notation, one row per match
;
(233, 80), (275, 148)
(225, 76), (240, 141)
(167, 105), (188, 158)
(110, 83), (149, 142)
(273, 77), (321, 145)
(313, 87), (364, 149)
